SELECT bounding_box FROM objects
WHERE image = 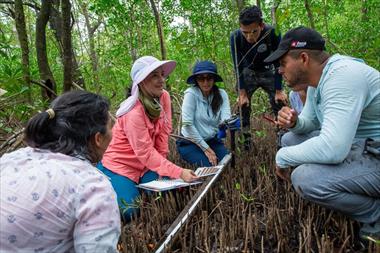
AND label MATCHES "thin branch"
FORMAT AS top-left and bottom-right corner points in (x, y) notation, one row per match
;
(90, 19), (102, 35)
(7, 6), (15, 18)
(0, 0), (40, 10)
(31, 79), (57, 97)
(72, 81), (84, 90)
(326, 39), (348, 55)
(70, 11), (75, 30)
(0, 129), (24, 152)
(0, 7), (13, 18)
